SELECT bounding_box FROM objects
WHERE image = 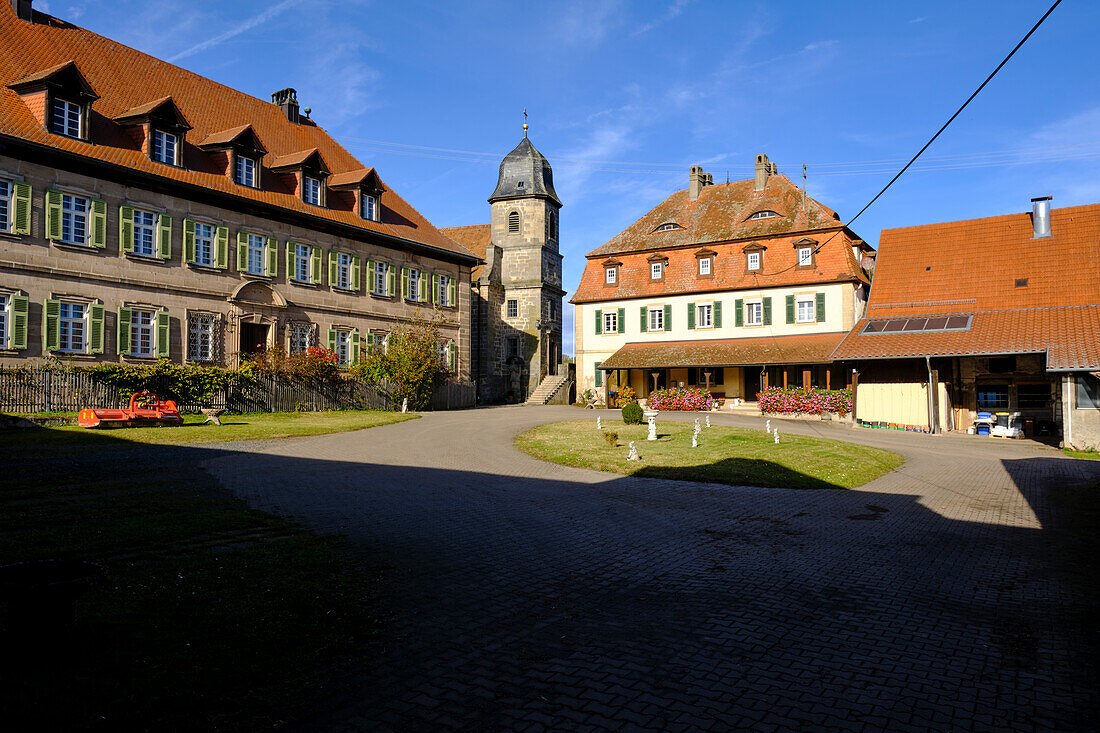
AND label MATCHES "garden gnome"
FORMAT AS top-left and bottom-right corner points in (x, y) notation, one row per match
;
(705, 415), (711, 428)
(597, 416), (602, 430)
(773, 429), (780, 444)
(647, 415), (658, 441)
(627, 441), (641, 461)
